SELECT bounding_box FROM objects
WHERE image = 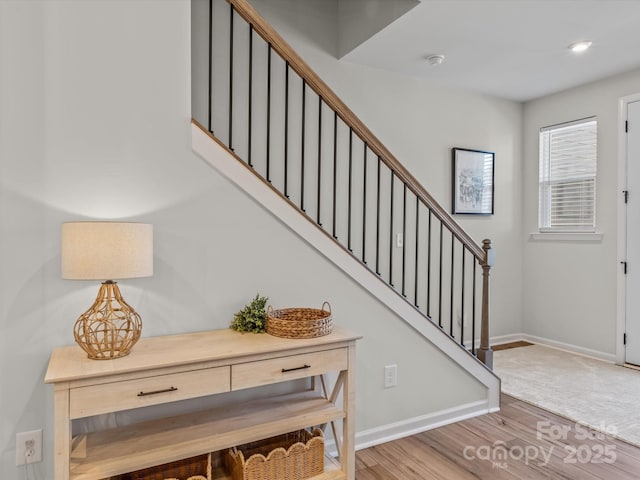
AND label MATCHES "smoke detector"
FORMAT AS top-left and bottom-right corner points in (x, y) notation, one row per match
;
(426, 54), (445, 66)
